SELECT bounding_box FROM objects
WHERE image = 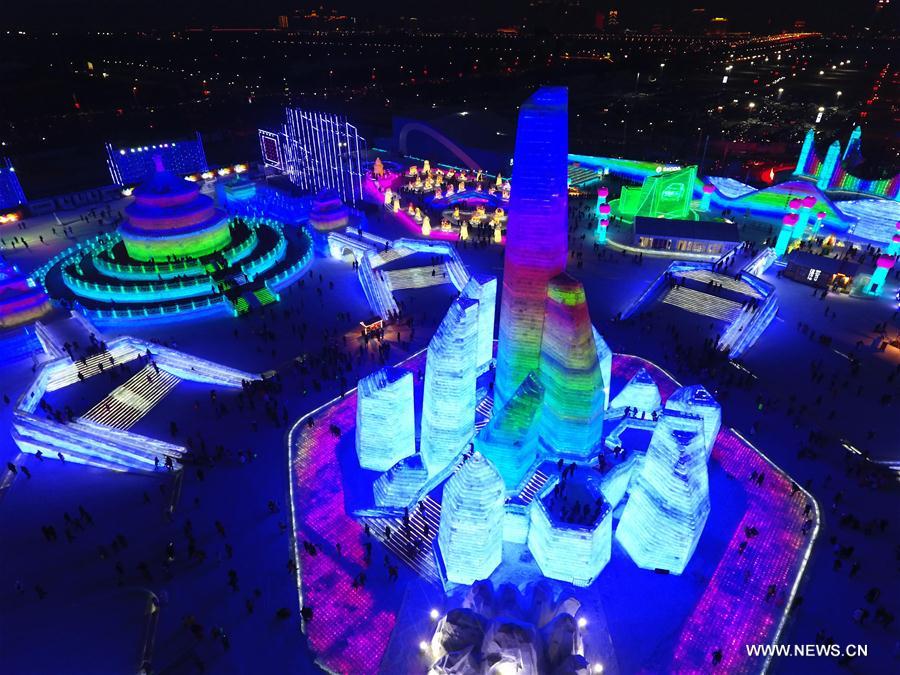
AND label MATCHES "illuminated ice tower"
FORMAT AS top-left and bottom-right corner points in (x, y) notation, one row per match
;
(700, 183), (715, 212)
(356, 367), (415, 472)
(616, 411), (710, 574)
(537, 274), (605, 458)
(437, 451), (506, 584)
(420, 298), (479, 473)
(775, 214), (798, 258)
(494, 87), (570, 408)
(461, 274), (498, 374)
